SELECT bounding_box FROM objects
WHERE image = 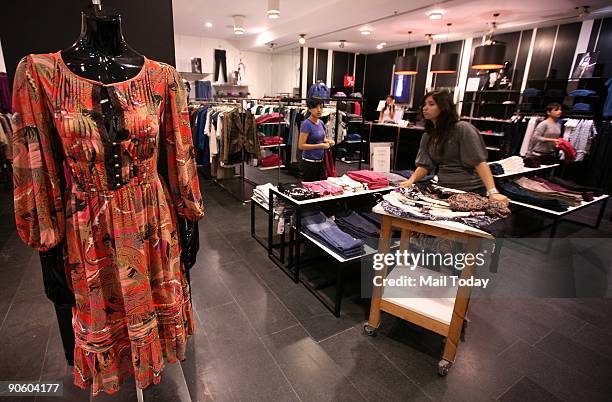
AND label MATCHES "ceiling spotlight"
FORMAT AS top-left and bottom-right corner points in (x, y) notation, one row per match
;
(428, 10), (444, 20)
(425, 34), (433, 44)
(576, 5), (590, 19)
(233, 15), (245, 35)
(360, 28), (372, 35)
(268, 0), (280, 19)
(380, 42), (387, 46)
(298, 34), (306, 45)
(339, 40), (346, 49)
(205, 22), (213, 28)
(376, 44), (383, 49)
